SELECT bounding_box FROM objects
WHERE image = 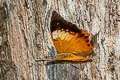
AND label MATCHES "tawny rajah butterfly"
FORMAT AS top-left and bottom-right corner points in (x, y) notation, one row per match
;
(50, 11), (93, 62)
